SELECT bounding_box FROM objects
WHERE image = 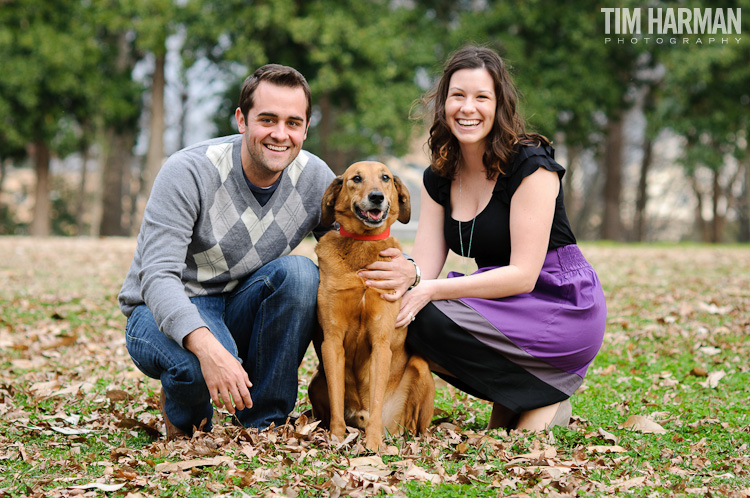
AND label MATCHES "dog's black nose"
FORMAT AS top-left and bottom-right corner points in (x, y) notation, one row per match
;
(368, 191), (385, 204)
